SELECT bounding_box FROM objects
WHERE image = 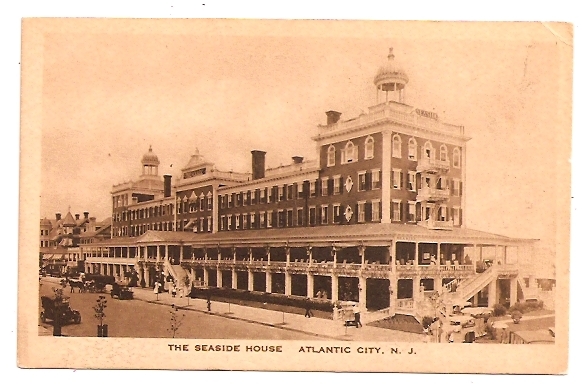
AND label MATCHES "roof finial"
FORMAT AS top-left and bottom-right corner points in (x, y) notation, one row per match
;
(388, 47), (395, 61)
